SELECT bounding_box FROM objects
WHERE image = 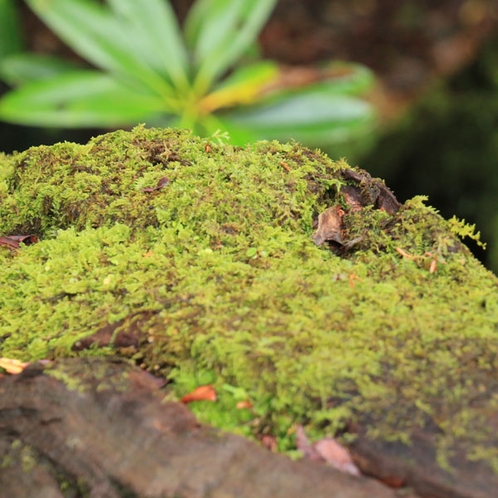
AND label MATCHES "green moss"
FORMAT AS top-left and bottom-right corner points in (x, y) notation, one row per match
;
(1, 125), (498, 470)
